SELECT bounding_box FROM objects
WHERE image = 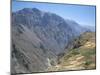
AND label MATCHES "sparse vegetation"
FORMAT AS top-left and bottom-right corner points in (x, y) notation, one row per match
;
(12, 6), (96, 73)
(48, 32), (96, 71)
